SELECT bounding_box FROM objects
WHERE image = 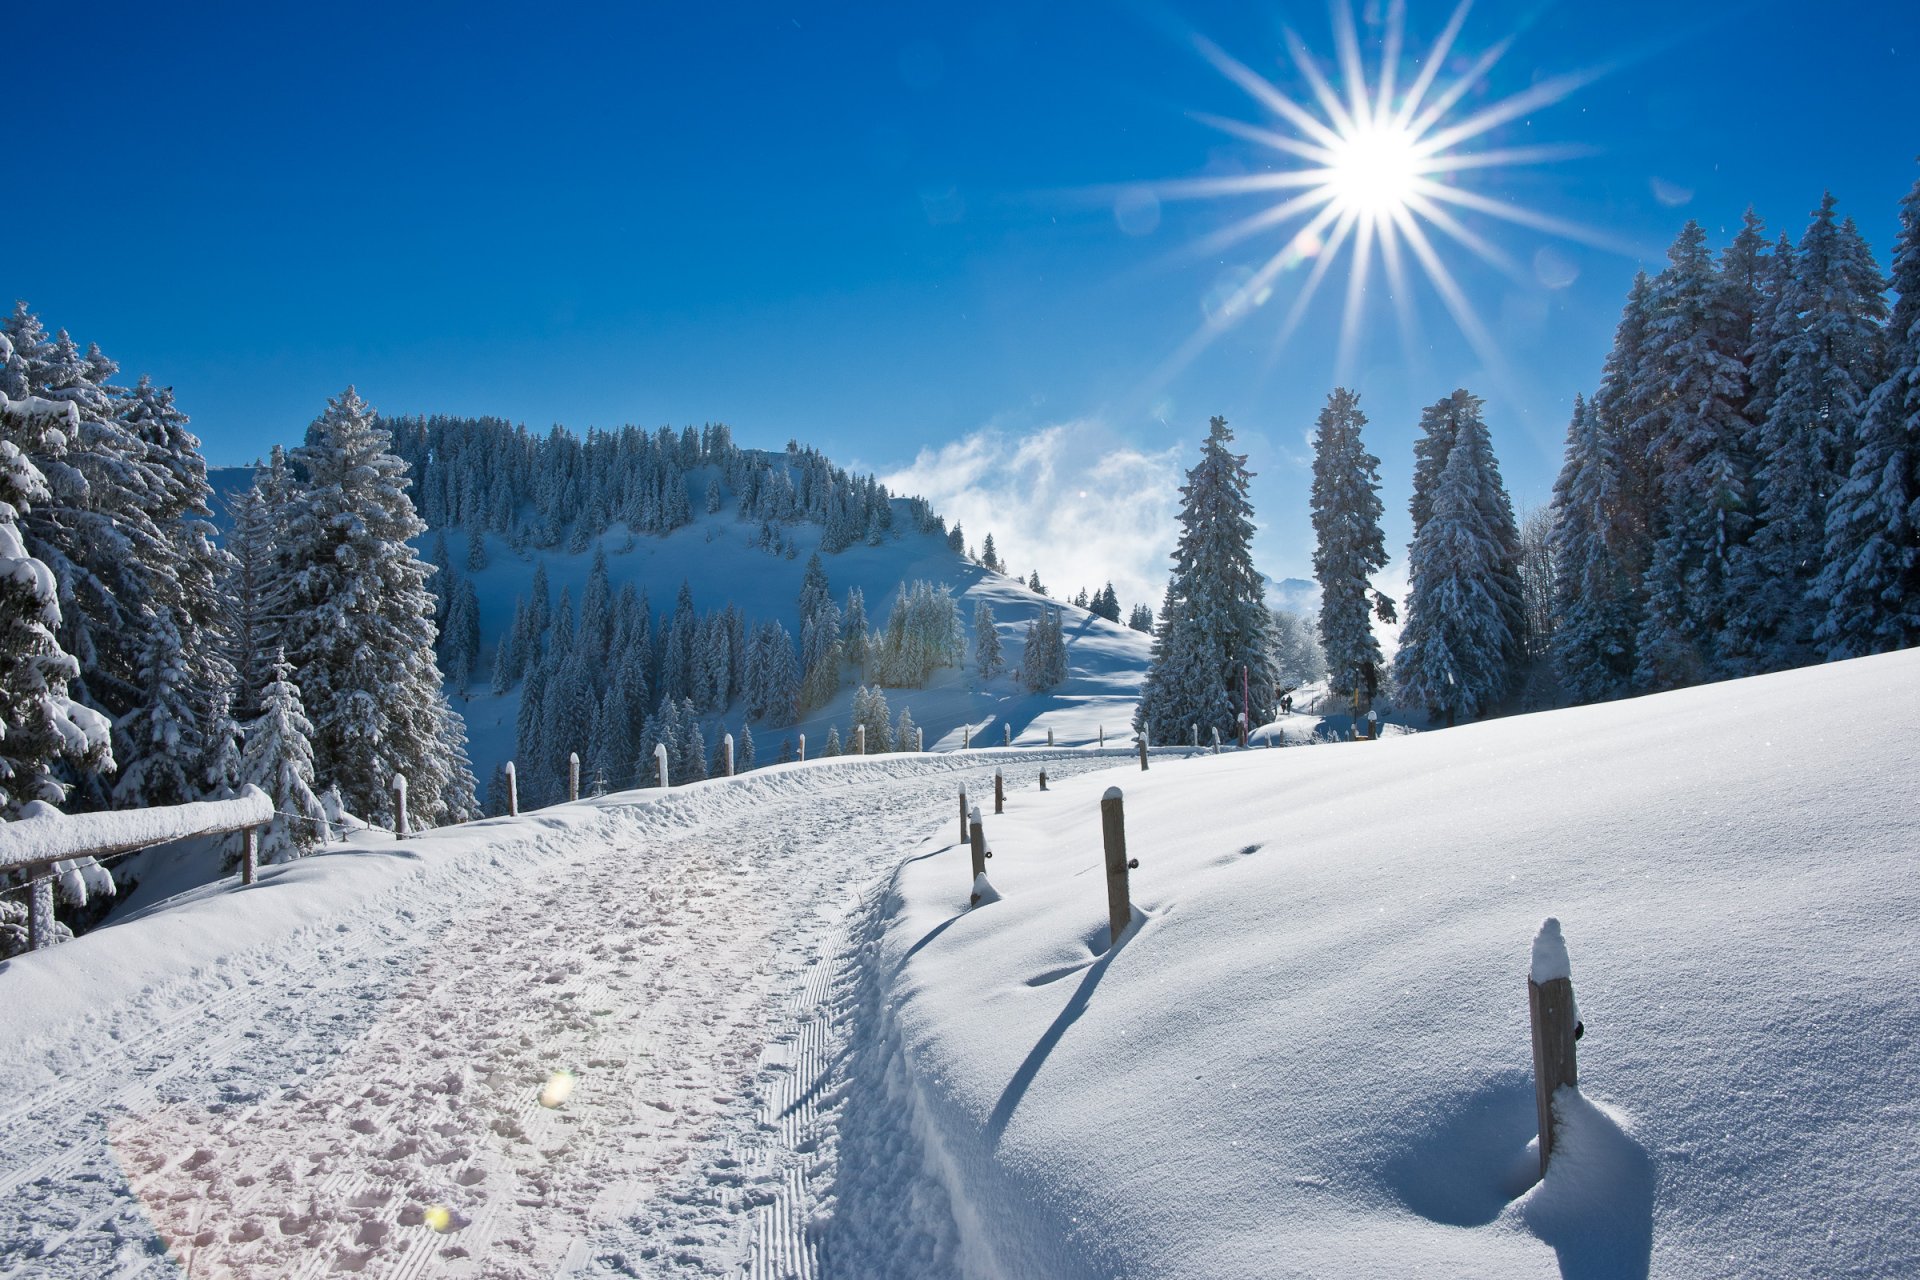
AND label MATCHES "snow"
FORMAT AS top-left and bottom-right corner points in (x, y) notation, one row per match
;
(1530, 916), (1572, 984)
(863, 647), (1920, 1277)
(3, 650), (1915, 1276)
(0, 786), (272, 871)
